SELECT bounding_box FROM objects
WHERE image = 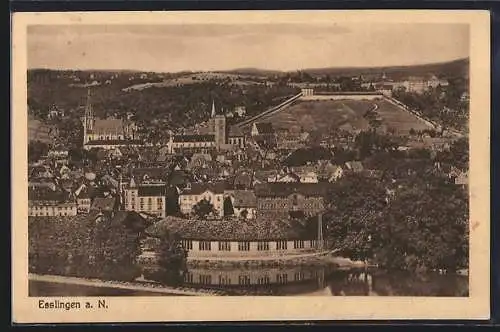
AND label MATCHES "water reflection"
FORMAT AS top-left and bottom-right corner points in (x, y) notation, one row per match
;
(143, 265), (469, 296)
